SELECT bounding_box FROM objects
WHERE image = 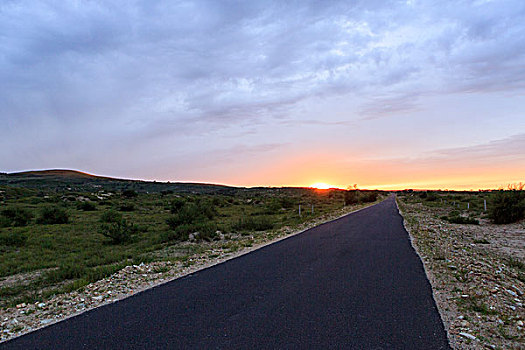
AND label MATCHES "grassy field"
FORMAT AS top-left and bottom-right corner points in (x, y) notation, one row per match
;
(0, 185), (379, 308)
